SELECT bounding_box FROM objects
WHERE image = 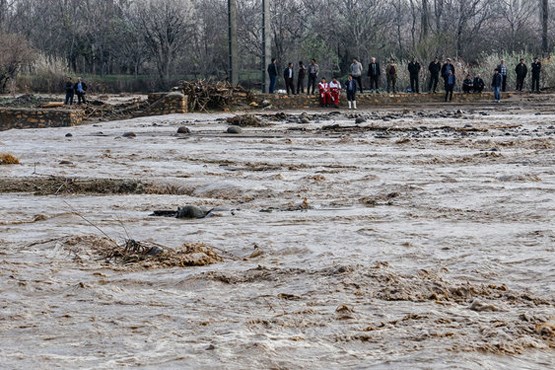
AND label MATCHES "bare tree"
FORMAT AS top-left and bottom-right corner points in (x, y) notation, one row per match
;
(541, 0), (549, 54)
(0, 32), (35, 92)
(136, 0), (193, 88)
